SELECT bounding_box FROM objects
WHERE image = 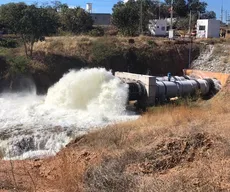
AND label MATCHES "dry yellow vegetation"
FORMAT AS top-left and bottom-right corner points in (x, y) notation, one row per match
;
(49, 84), (230, 192)
(33, 35), (186, 56)
(2, 36), (230, 191)
(1, 85), (230, 192)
